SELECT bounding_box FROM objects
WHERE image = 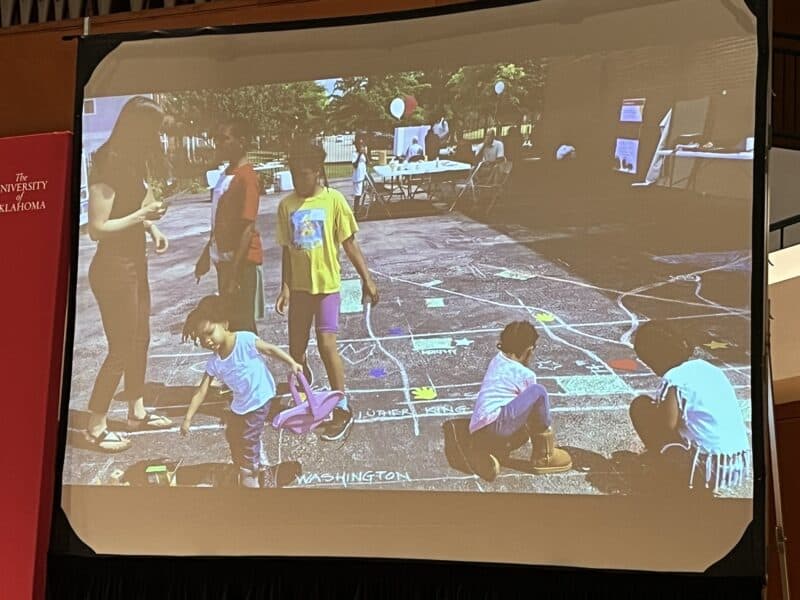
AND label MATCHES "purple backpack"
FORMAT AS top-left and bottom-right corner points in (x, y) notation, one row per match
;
(271, 372), (343, 434)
